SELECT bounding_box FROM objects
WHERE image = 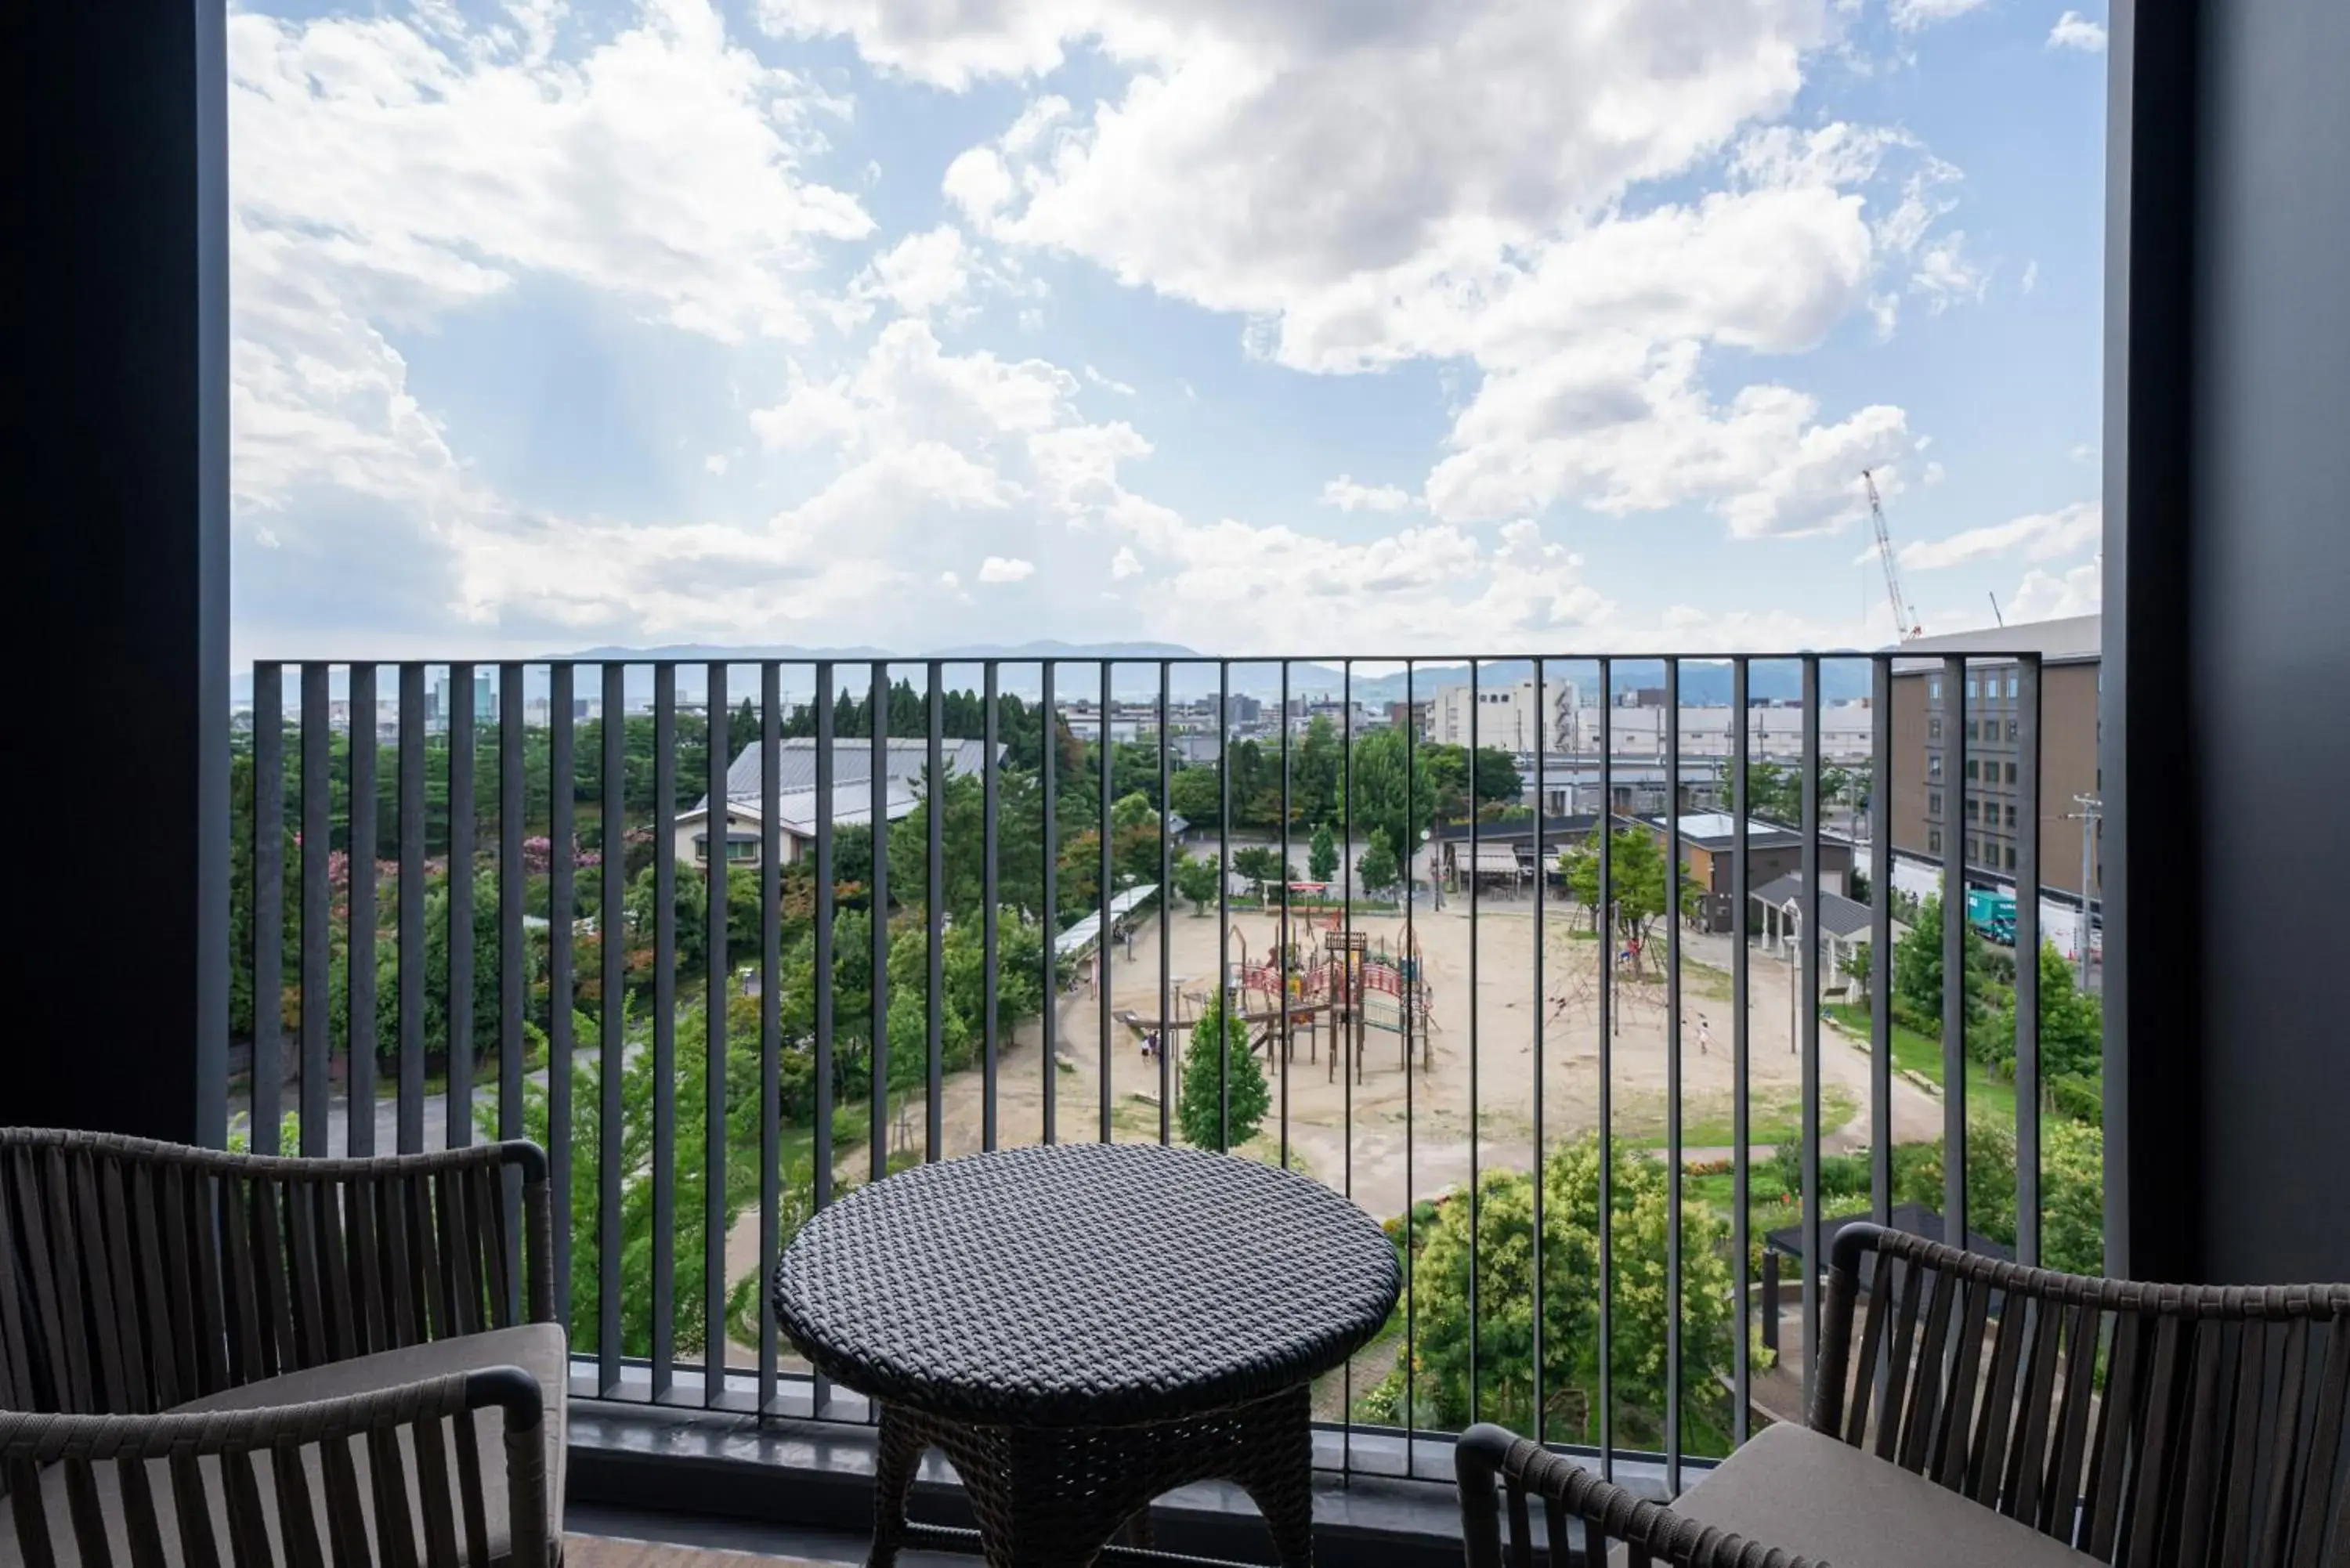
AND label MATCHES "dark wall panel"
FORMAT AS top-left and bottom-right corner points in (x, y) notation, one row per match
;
(9, 1), (230, 1141)
(2107, 0), (2350, 1285)
(2187, 0), (2350, 1285)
